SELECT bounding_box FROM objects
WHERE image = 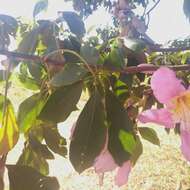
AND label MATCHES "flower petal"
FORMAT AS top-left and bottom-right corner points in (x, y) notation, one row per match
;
(180, 129), (190, 161)
(94, 150), (118, 173)
(115, 161), (132, 187)
(138, 108), (174, 128)
(151, 67), (185, 104)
